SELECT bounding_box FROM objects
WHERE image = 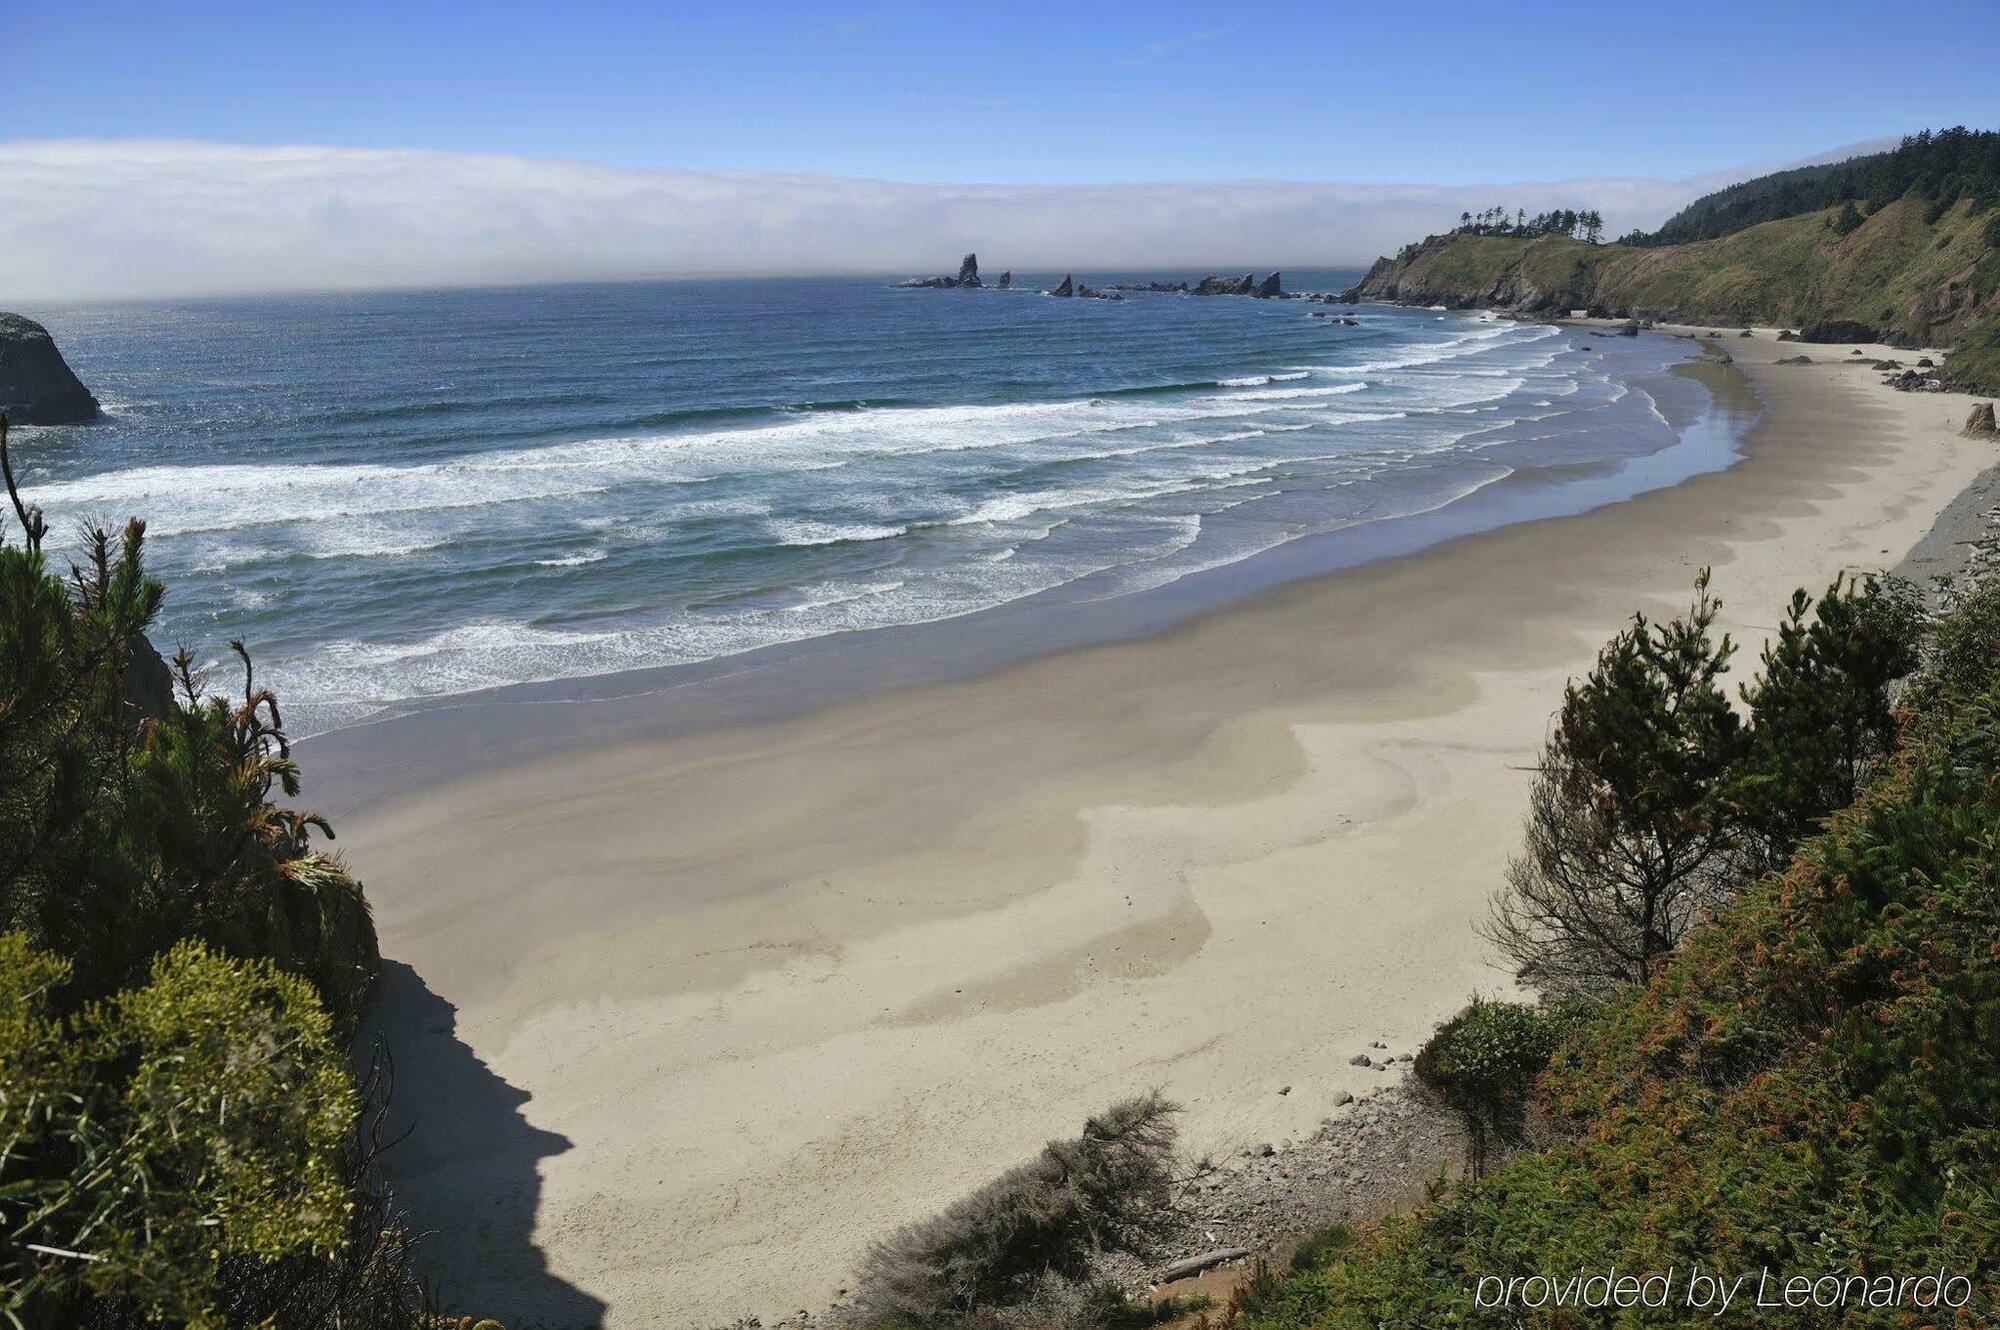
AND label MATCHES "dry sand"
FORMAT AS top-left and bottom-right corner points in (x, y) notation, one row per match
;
(340, 329), (1995, 1328)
